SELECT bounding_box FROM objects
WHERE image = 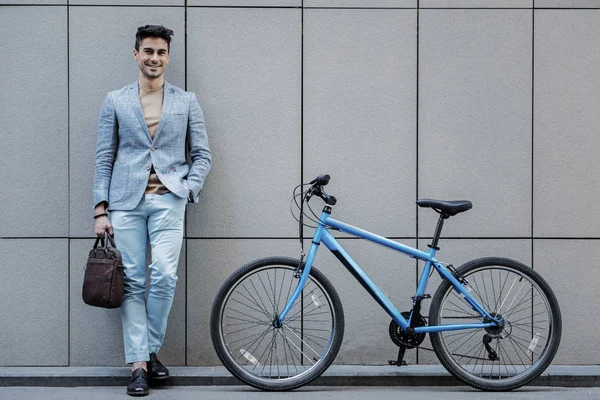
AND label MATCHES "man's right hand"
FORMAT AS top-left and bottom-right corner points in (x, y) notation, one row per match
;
(94, 202), (113, 237)
(95, 216), (113, 237)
